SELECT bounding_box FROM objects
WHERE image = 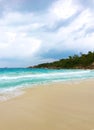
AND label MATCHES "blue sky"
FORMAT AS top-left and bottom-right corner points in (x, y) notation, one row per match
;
(0, 0), (94, 67)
